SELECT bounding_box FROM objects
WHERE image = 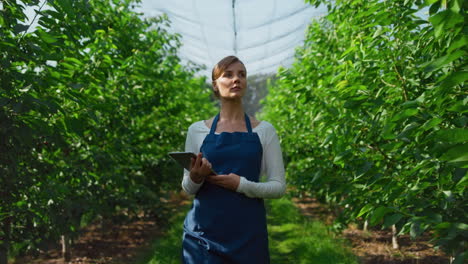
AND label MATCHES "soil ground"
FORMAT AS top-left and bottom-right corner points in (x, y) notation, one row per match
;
(292, 195), (450, 264)
(12, 191), (191, 264)
(13, 192), (449, 264)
